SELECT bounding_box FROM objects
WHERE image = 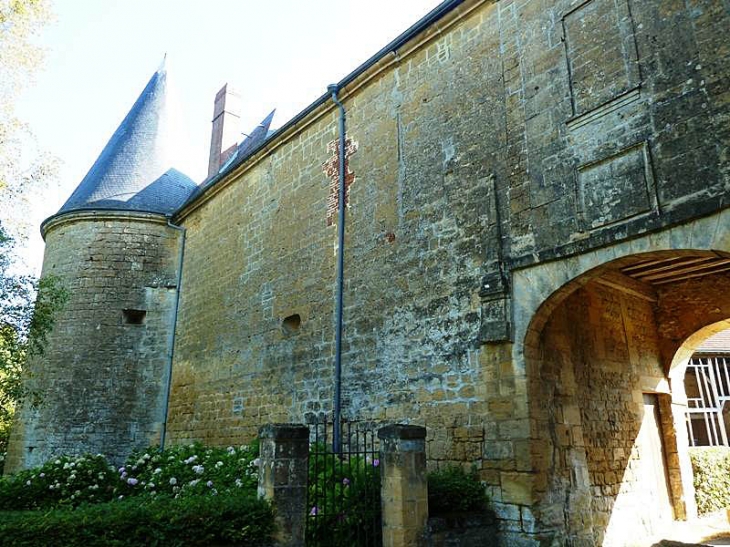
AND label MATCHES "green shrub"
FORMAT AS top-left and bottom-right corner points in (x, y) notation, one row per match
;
(0, 441), (259, 510)
(427, 466), (487, 516)
(306, 444), (381, 546)
(690, 446), (730, 515)
(0, 490), (274, 546)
